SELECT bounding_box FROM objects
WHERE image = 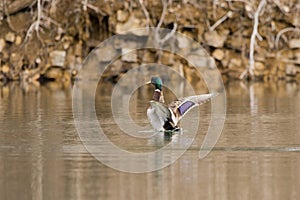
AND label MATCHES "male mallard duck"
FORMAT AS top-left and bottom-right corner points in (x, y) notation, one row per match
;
(146, 77), (217, 132)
